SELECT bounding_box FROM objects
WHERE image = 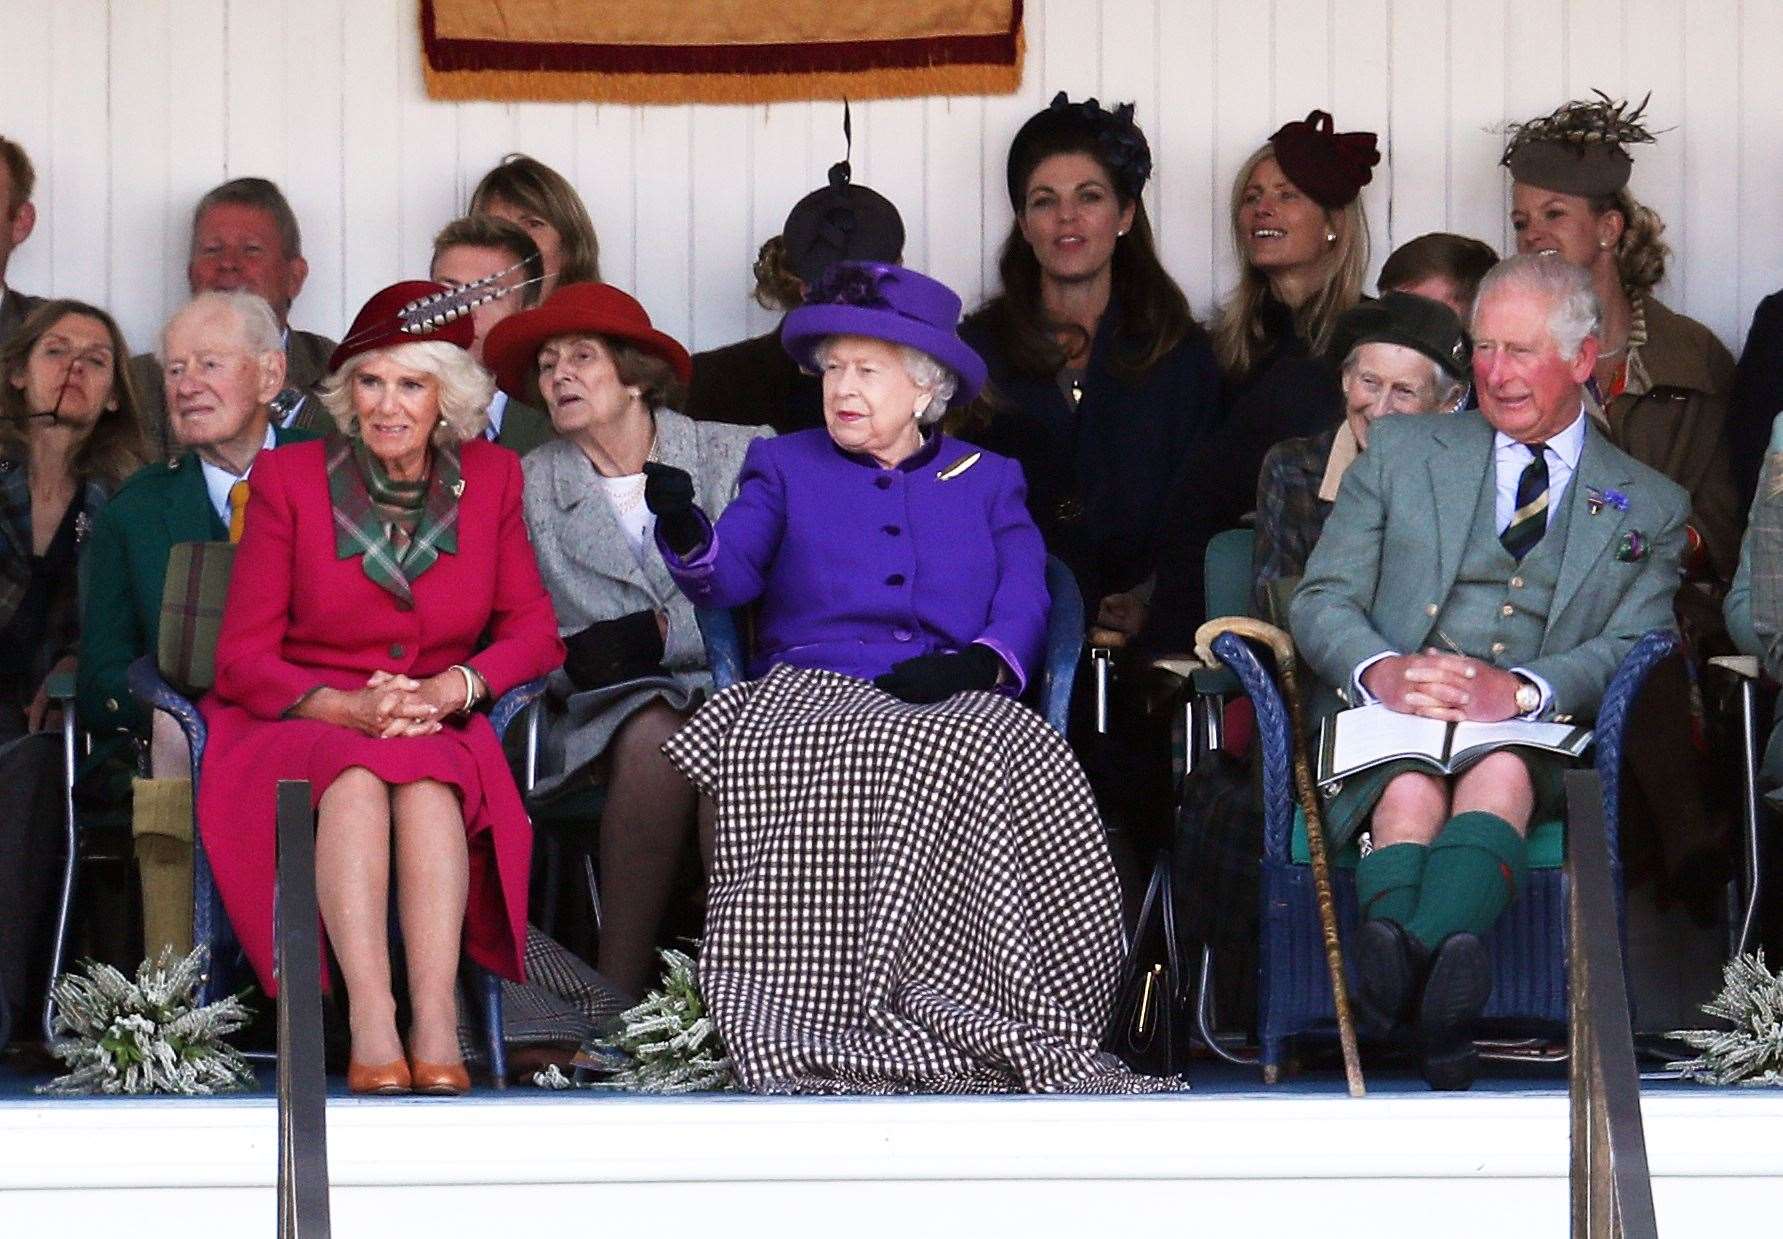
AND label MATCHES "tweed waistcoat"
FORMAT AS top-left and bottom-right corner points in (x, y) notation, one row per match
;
(1431, 454), (1577, 669)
